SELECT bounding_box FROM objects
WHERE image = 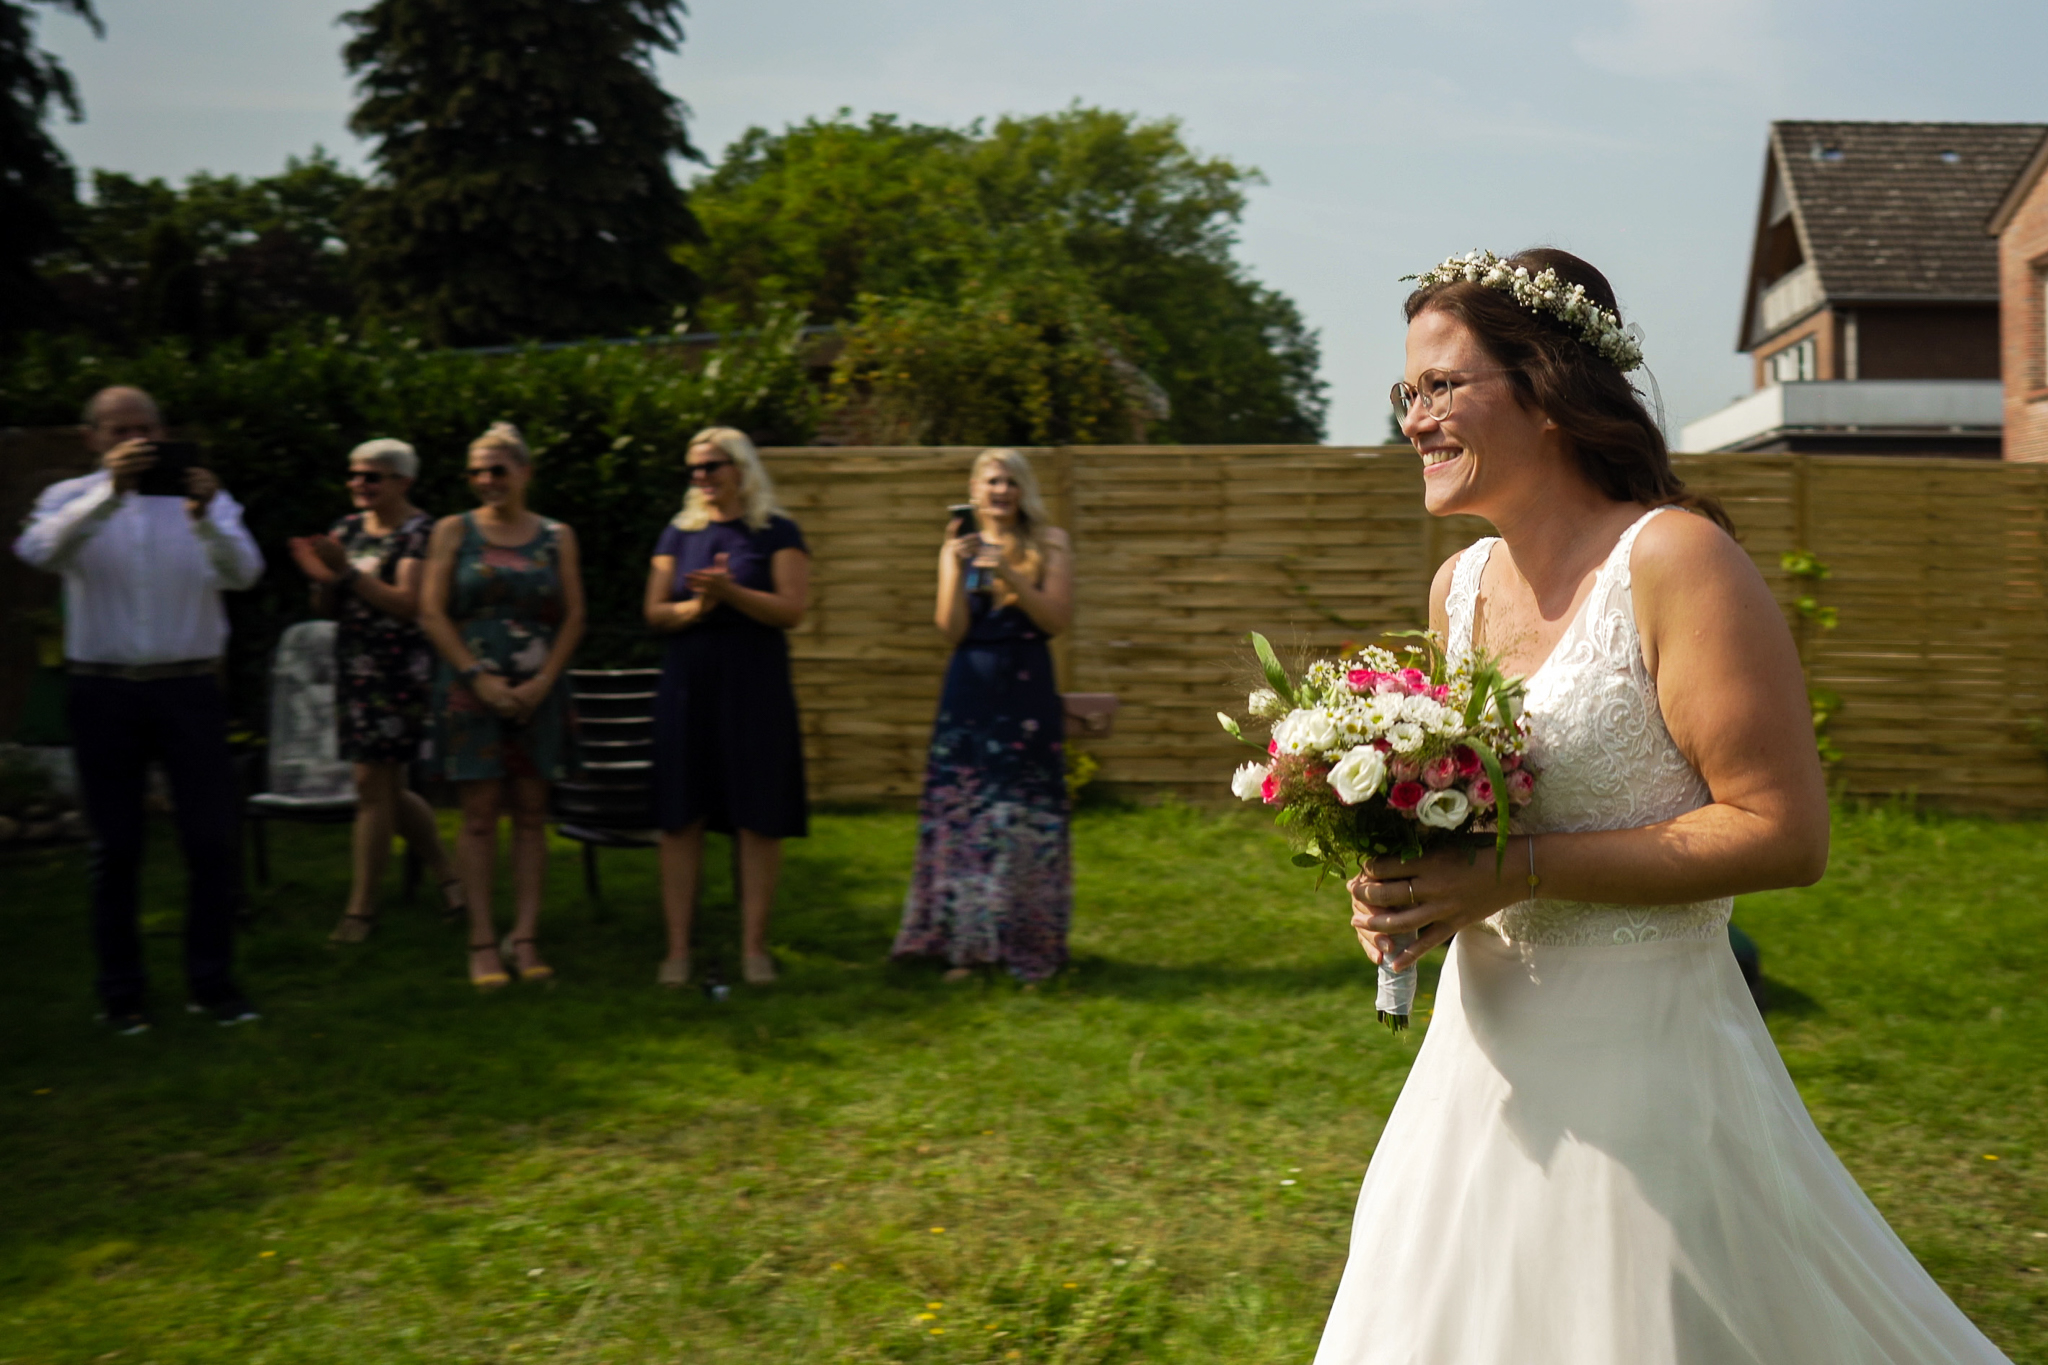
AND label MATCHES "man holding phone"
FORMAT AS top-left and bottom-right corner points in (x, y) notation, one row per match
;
(13, 386), (264, 1033)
